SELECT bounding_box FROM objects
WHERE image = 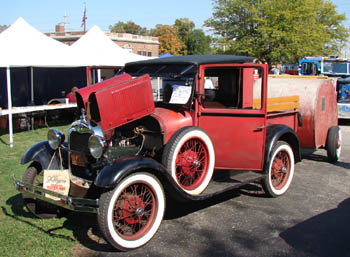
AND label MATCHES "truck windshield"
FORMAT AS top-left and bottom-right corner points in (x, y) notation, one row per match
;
(124, 64), (196, 106)
(151, 76), (194, 105)
(323, 61), (348, 75)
